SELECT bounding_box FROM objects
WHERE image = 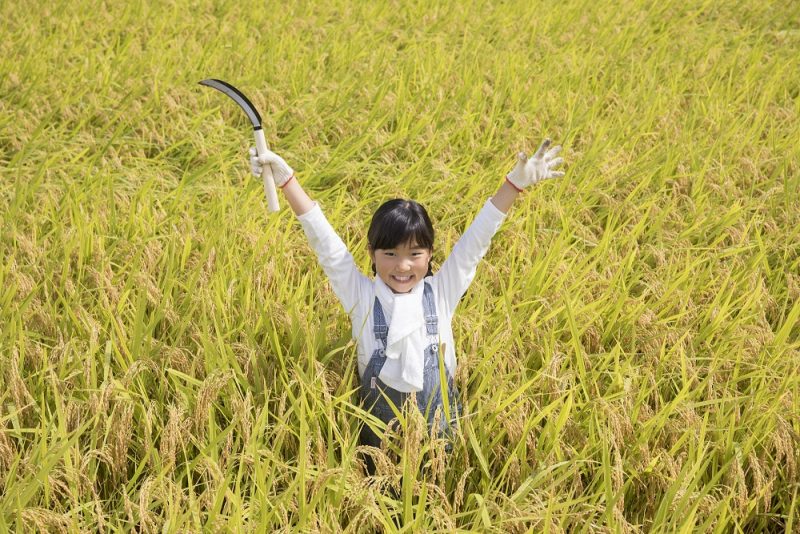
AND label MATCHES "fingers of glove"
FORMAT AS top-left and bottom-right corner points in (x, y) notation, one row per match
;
(249, 147), (257, 157)
(547, 157), (564, 169)
(547, 170), (565, 179)
(256, 152), (275, 165)
(532, 138), (551, 160)
(543, 145), (562, 161)
(251, 163), (262, 177)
